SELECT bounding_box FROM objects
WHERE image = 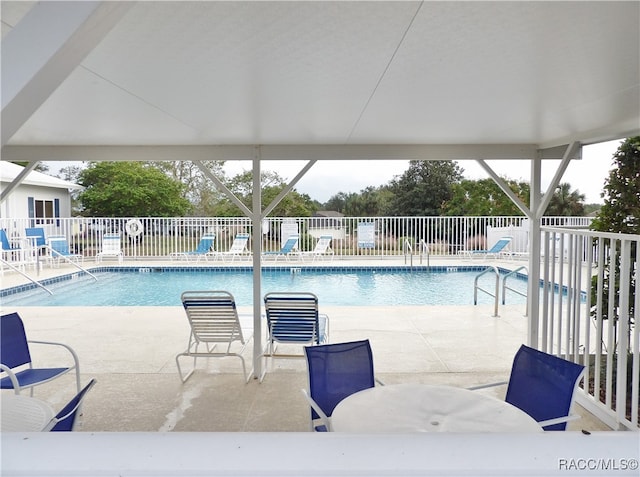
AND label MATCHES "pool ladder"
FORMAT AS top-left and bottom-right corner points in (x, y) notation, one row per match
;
(474, 266), (529, 317)
(404, 239), (430, 268)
